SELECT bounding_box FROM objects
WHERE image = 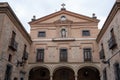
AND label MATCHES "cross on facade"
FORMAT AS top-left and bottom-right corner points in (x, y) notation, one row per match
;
(61, 3), (66, 8)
